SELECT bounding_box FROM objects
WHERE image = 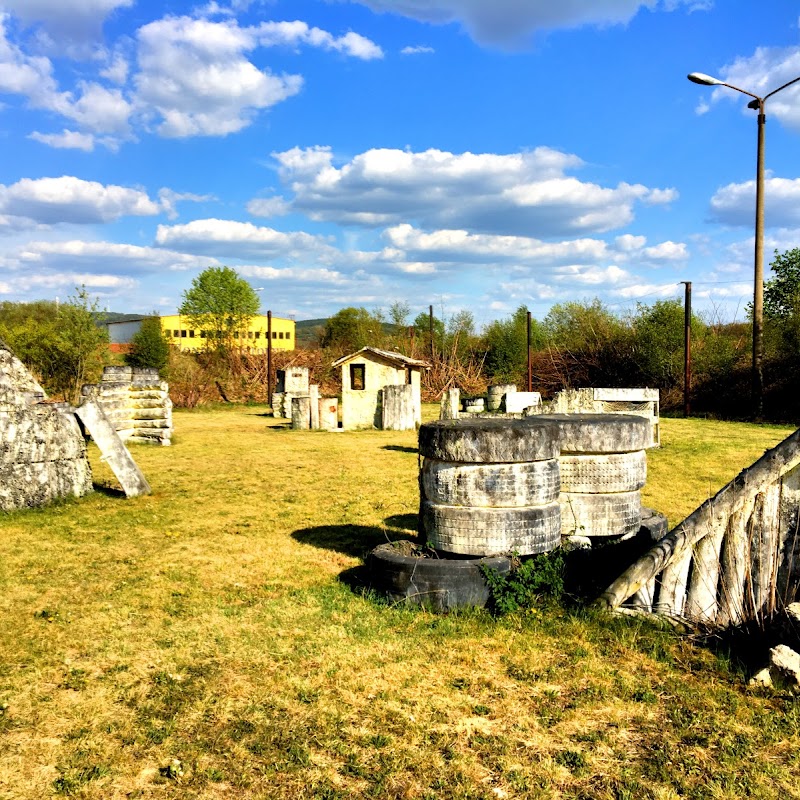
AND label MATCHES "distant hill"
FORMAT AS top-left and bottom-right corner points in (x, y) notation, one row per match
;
(295, 318), (326, 347)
